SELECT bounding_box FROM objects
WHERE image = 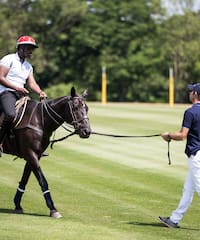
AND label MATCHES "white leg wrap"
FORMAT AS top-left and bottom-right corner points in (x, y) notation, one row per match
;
(43, 190), (50, 195)
(17, 187), (25, 193)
